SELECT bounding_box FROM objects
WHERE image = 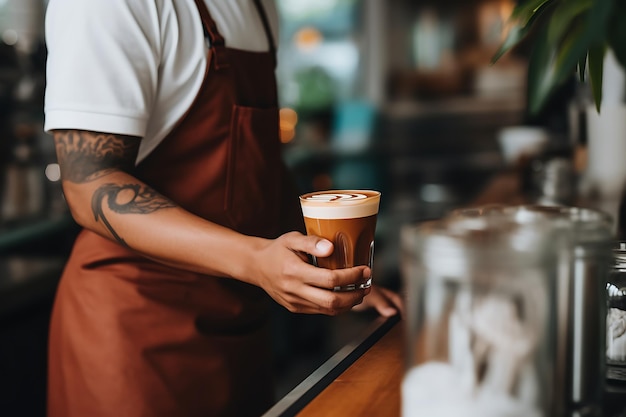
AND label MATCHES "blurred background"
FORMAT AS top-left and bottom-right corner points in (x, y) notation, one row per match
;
(0, 0), (584, 415)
